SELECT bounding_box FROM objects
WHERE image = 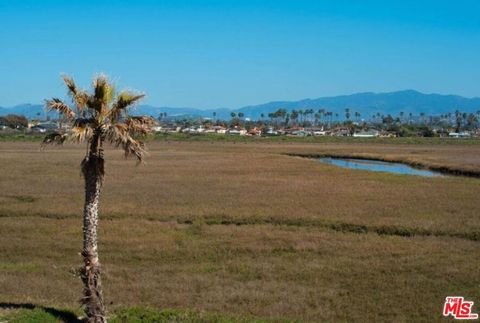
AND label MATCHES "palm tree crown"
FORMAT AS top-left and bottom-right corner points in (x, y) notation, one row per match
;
(43, 74), (155, 163)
